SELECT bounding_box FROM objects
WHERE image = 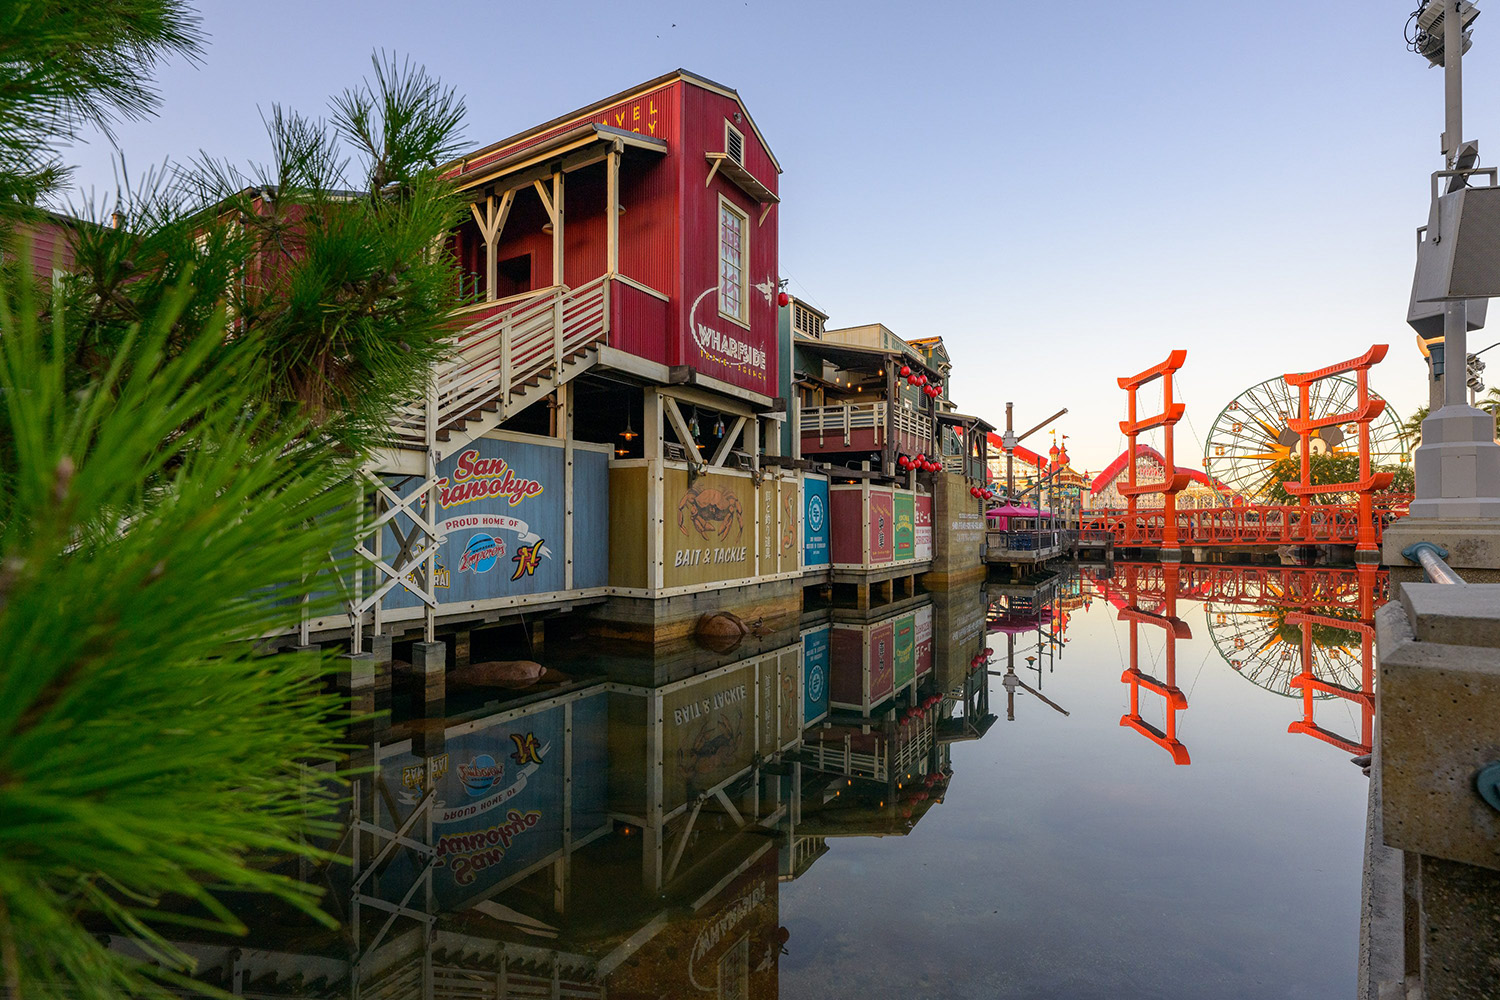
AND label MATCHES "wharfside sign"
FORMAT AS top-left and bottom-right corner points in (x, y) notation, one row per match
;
(688, 286), (771, 388)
